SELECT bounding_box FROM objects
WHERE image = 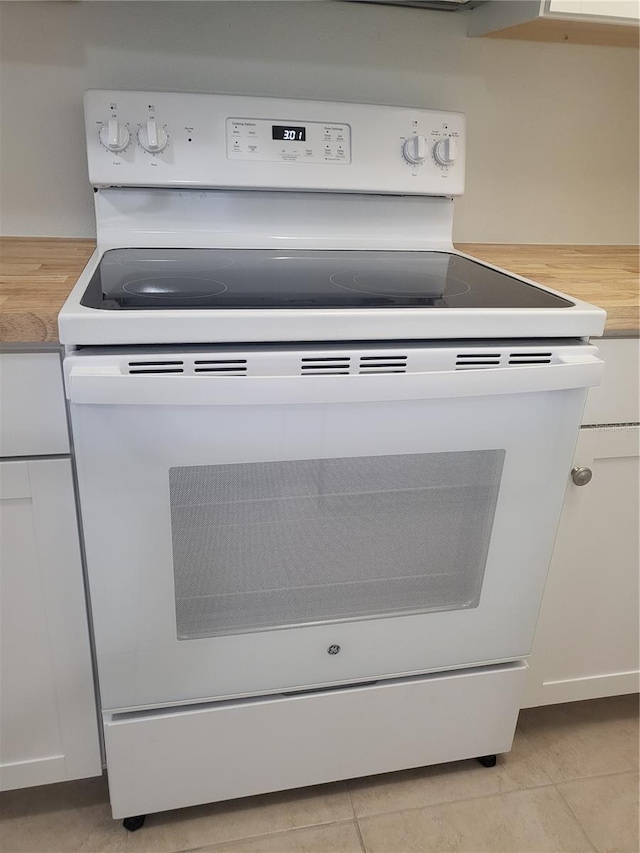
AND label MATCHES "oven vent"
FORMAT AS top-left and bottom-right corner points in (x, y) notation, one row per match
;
(455, 353), (501, 370)
(193, 359), (248, 375)
(127, 360), (184, 374)
(508, 352), (552, 365)
(300, 357), (351, 375)
(359, 355), (408, 374)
